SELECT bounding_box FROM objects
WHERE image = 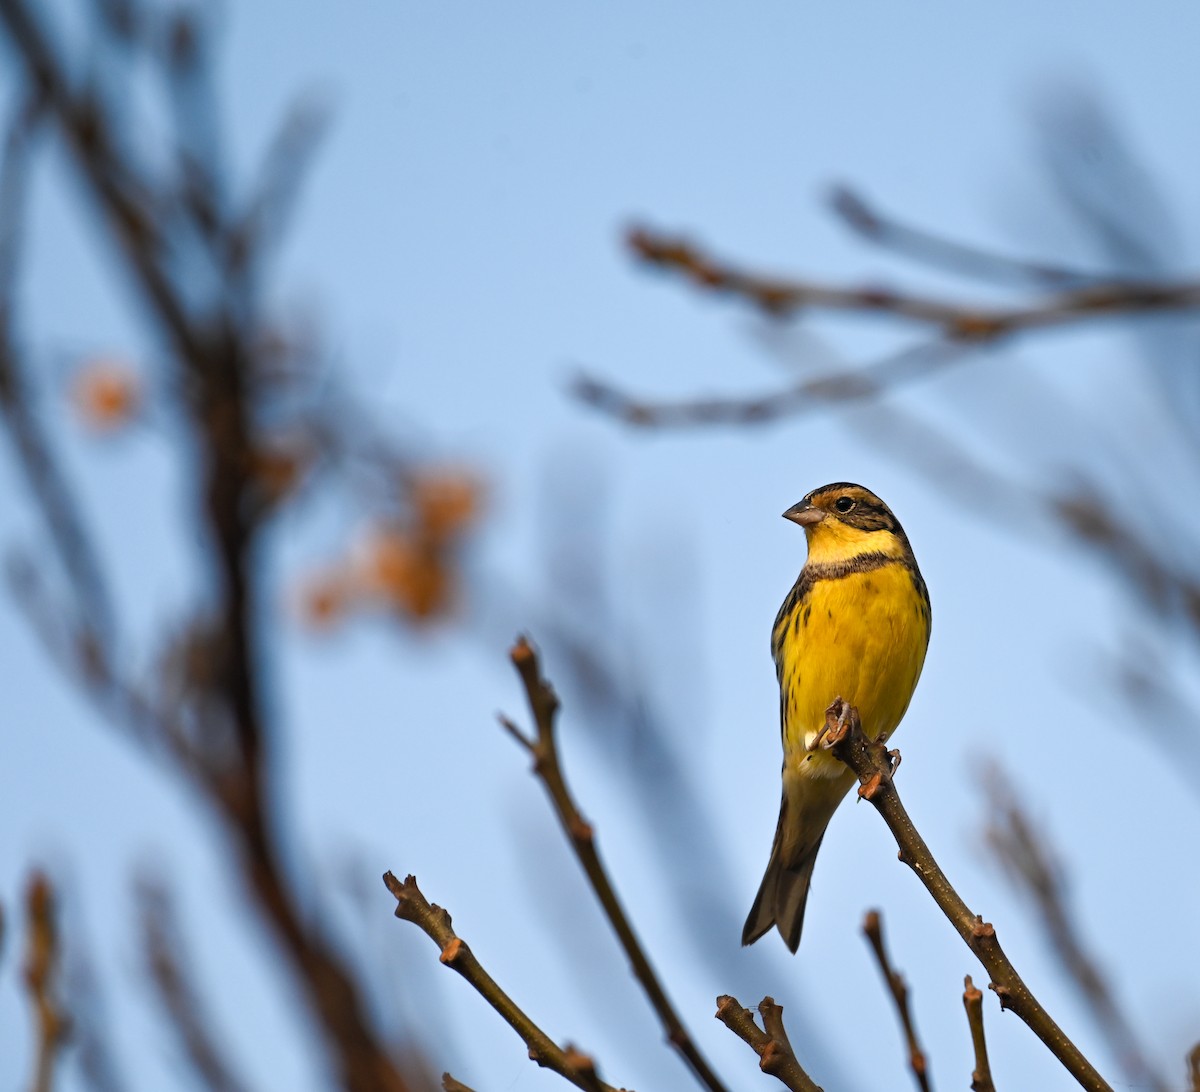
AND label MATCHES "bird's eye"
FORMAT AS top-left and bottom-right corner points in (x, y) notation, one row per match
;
(835, 496), (855, 513)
